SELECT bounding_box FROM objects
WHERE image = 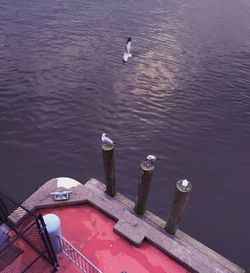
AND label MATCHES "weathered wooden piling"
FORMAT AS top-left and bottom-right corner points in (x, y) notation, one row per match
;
(134, 159), (155, 215)
(102, 144), (116, 197)
(165, 179), (192, 235)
